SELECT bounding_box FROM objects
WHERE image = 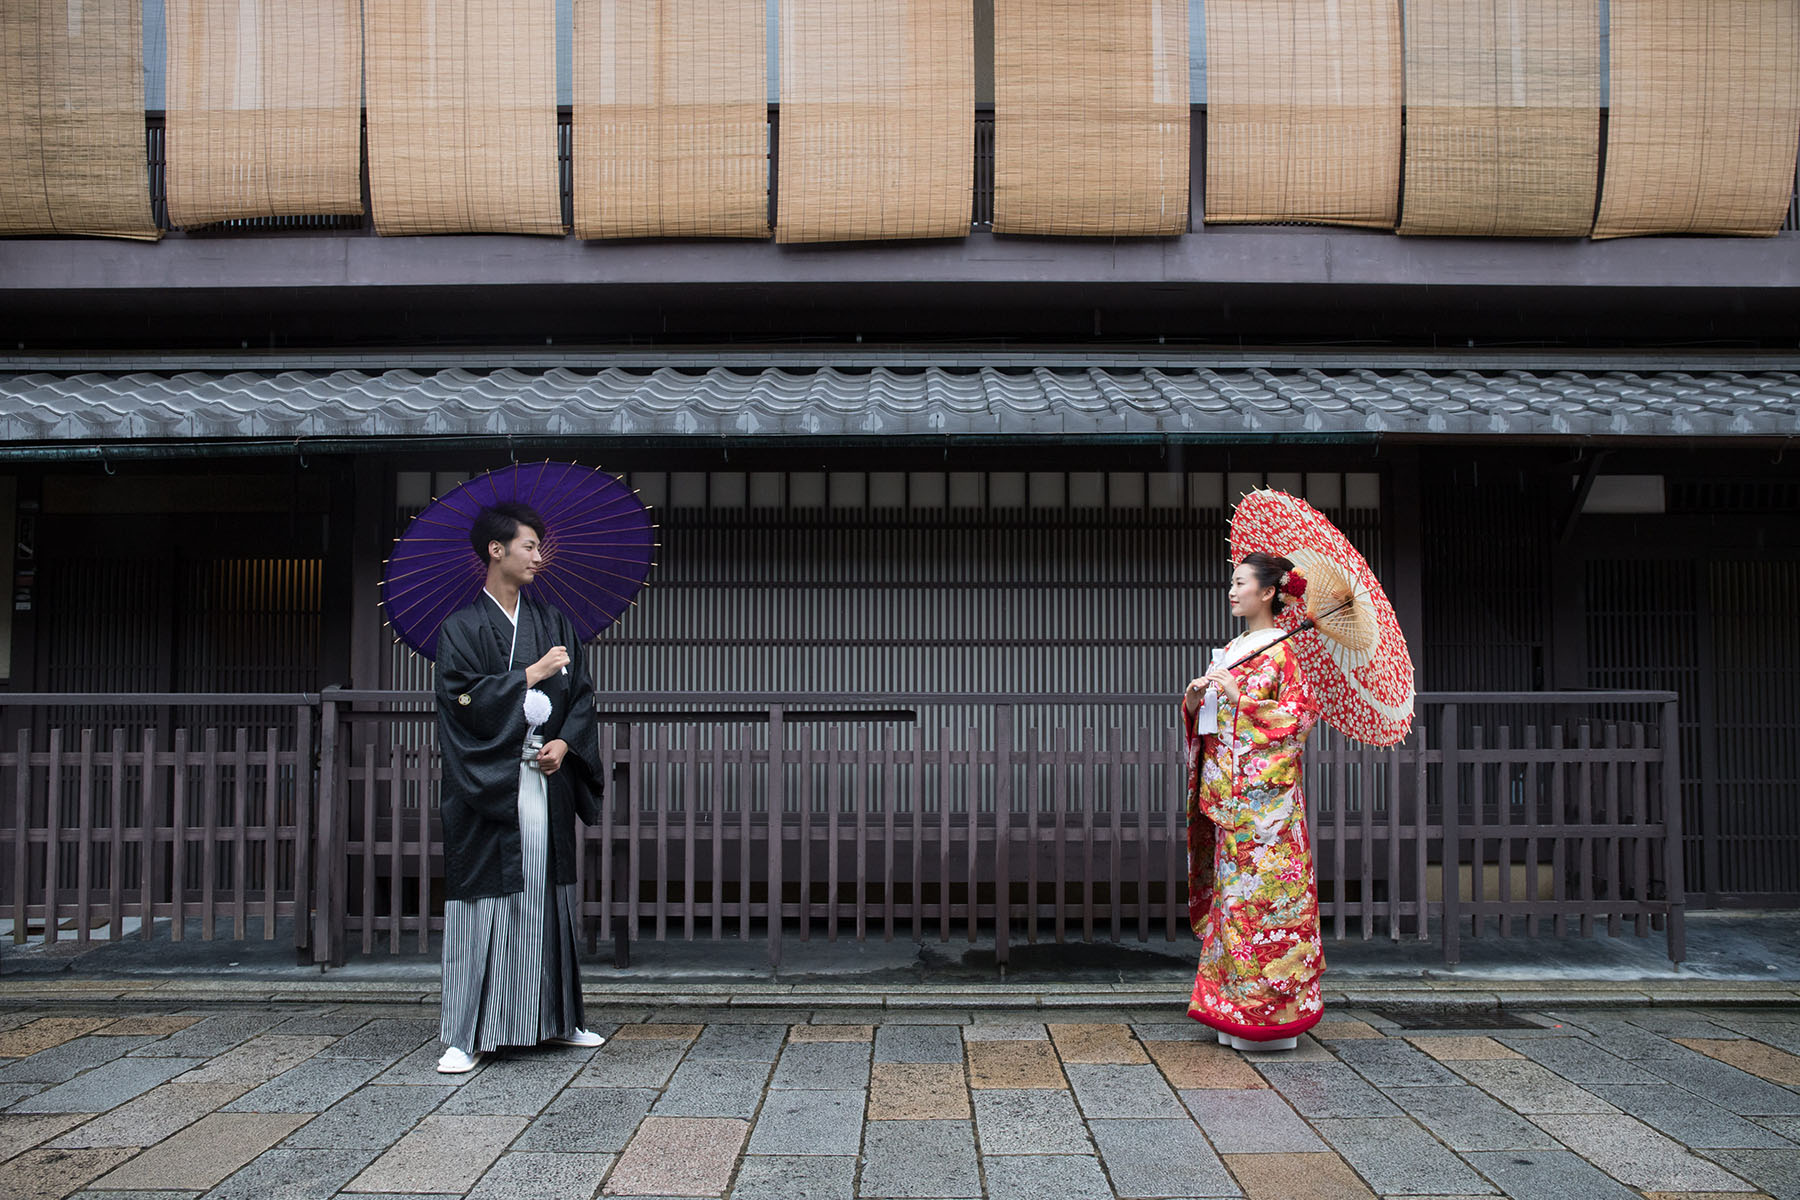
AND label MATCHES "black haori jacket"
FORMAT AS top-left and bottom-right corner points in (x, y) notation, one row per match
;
(434, 593), (604, 902)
